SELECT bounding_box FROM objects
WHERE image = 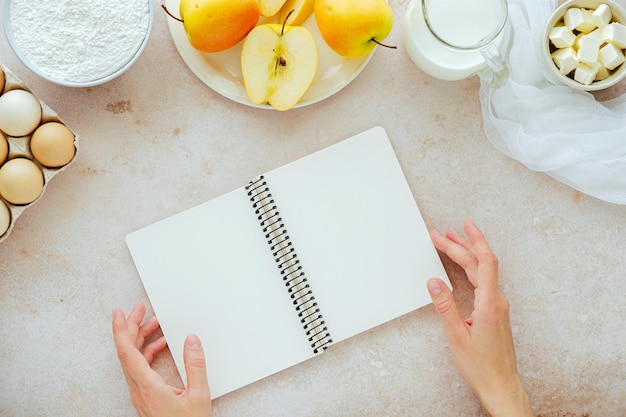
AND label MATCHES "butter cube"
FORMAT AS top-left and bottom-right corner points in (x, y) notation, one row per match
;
(592, 4), (612, 27)
(595, 62), (610, 80)
(574, 29), (602, 49)
(576, 9), (598, 33)
(599, 42), (625, 70)
(552, 47), (579, 74)
(585, 28), (604, 42)
(550, 25), (576, 48)
(564, 8), (585, 30)
(574, 63), (598, 85)
(577, 36), (601, 64)
(580, 8), (599, 32)
(574, 32), (584, 49)
(603, 22), (626, 48)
